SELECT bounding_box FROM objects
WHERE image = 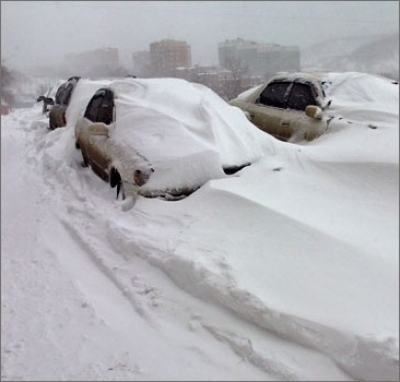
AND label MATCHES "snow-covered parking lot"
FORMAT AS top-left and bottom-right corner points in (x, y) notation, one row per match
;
(1, 73), (398, 381)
